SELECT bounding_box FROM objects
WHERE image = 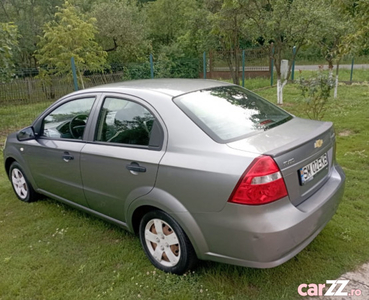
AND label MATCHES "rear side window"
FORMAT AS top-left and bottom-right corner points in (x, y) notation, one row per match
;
(95, 97), (162, 149)
(174, 86), (292, 143)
